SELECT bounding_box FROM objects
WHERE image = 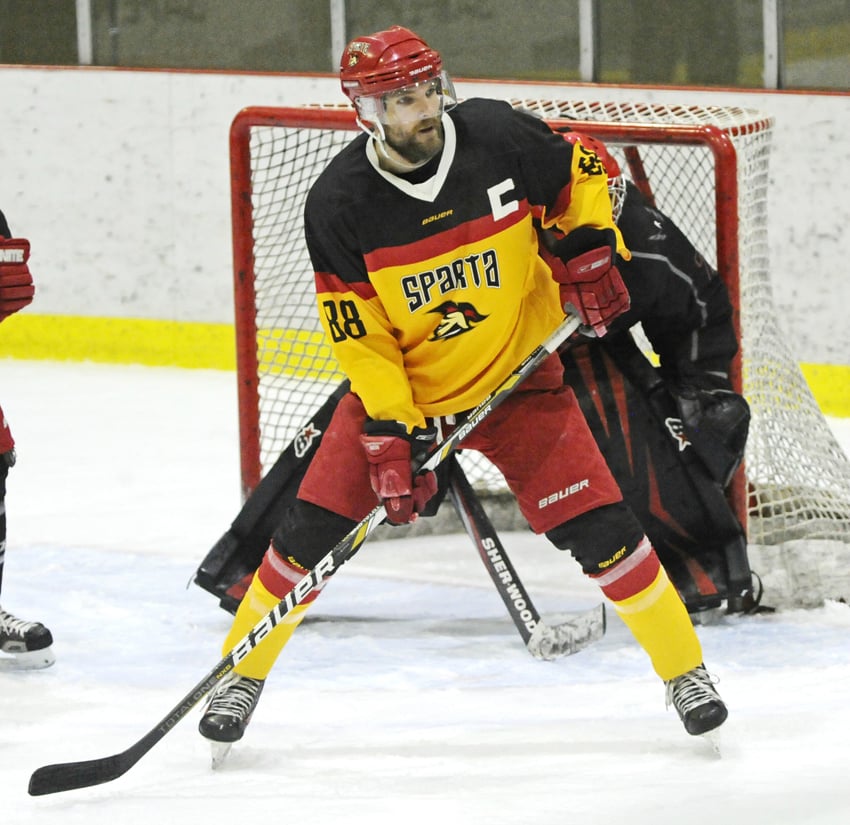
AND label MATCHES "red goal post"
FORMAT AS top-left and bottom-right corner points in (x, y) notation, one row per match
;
(228, 99), (850, 606)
